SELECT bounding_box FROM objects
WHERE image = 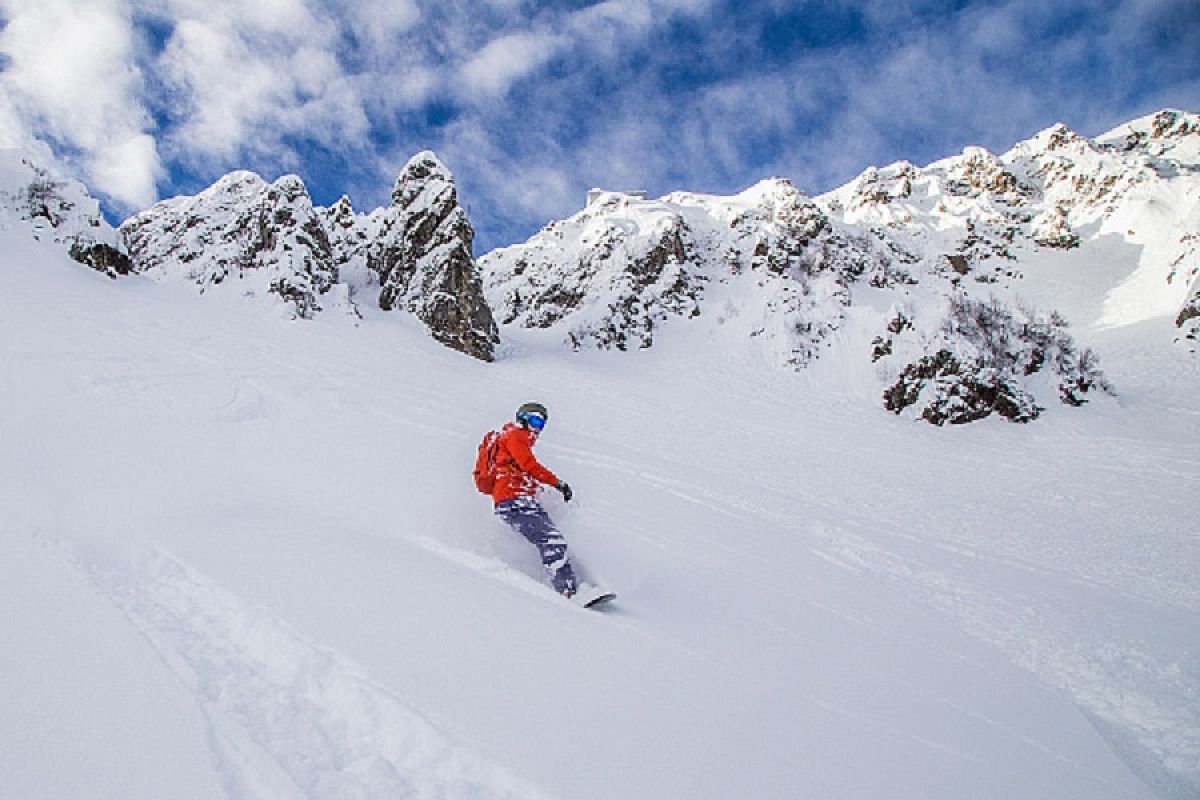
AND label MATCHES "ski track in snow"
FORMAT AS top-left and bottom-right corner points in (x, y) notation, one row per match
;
(72, 546), (552, 800)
